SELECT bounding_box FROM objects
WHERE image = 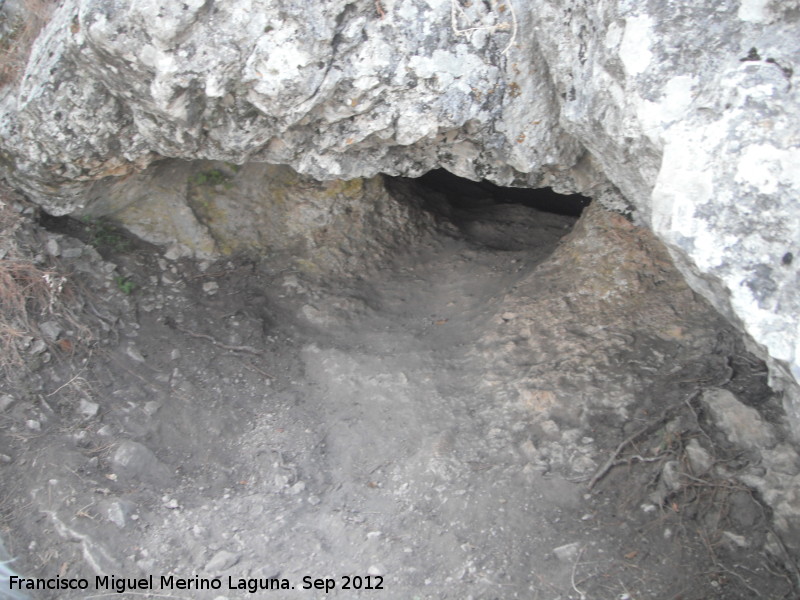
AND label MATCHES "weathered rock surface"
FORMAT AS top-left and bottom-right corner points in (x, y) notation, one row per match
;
(702, 387), (777, 451)
(0, 1), (798, 429)
(78, 160), (435, 272)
